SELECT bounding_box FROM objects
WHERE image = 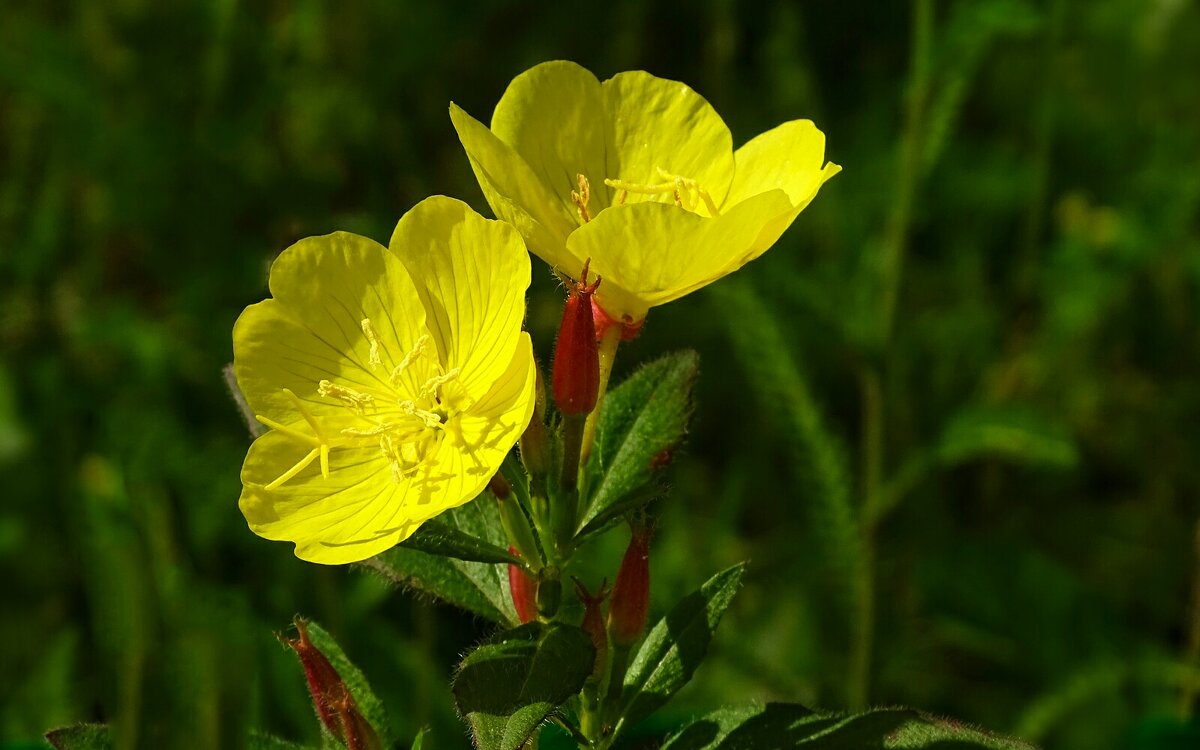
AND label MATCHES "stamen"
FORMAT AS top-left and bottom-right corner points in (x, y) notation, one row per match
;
(419, 368), (461, 400)
(399, 400), (444, 429)
(361, 318), (383, 369)
(604, 168), (721, 216)
(571, 173), (592, 223)
(318, 380), (374, 415)
(389, 335), (432, 389)
(266, 447), (321, 490)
